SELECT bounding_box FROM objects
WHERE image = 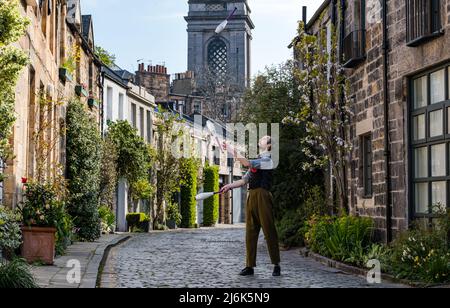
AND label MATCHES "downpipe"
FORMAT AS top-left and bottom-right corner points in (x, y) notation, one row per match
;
(382, 0), (393, 243)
